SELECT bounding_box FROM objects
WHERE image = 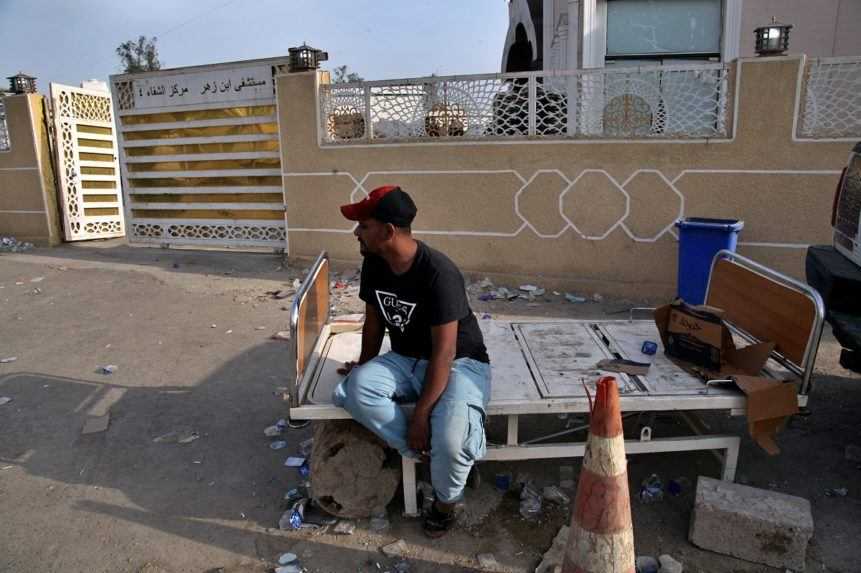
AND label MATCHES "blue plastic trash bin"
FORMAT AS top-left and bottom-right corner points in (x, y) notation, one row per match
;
(675, 217), (744, 305)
